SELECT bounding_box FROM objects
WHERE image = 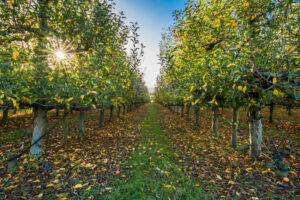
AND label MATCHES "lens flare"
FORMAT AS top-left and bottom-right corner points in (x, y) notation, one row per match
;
(55, 51), (66, 60)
